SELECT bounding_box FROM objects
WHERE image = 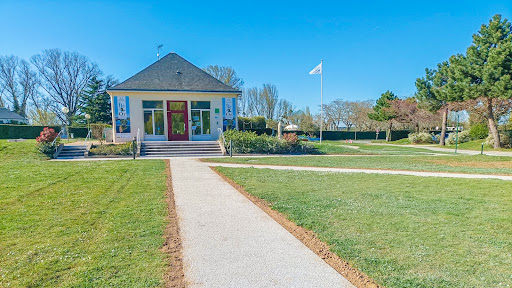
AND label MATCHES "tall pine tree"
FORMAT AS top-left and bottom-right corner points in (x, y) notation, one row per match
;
(368, 90), (398, 142)
(449, 14), (512, 148)
(80, 76), (118, 124)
